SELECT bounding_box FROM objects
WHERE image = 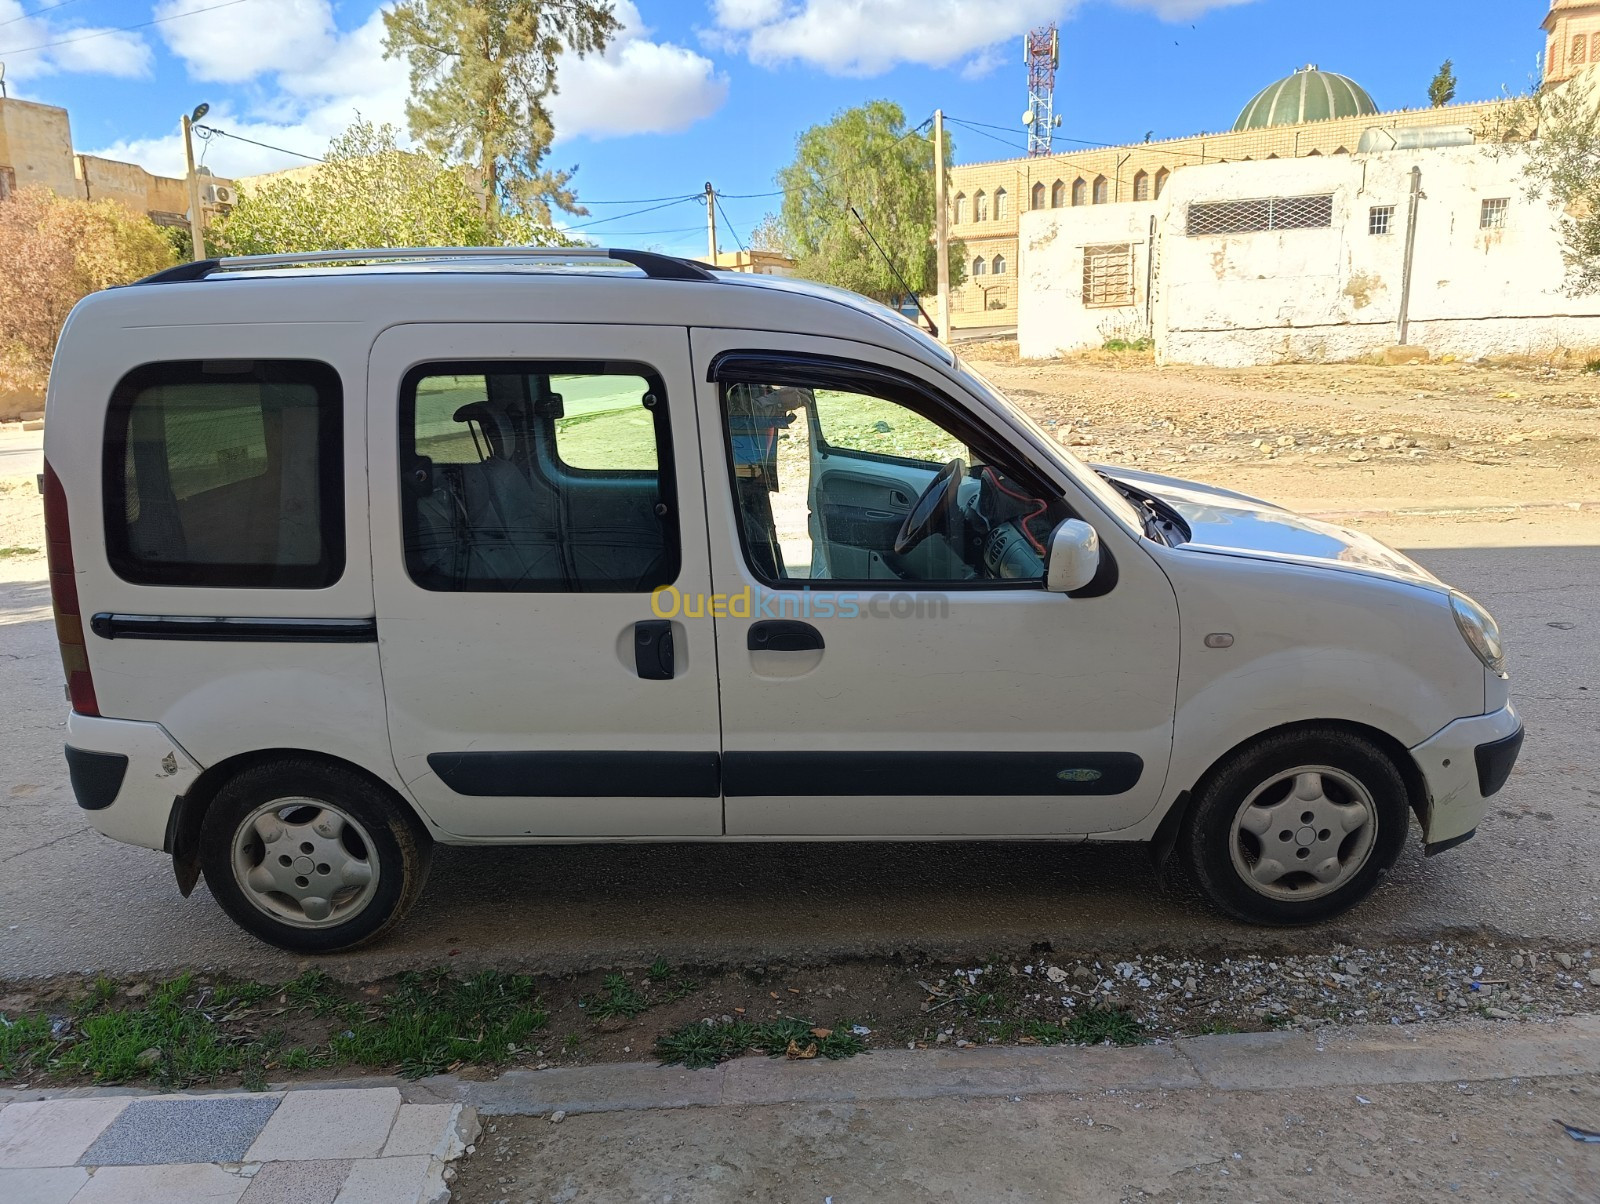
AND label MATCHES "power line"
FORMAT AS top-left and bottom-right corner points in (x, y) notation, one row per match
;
(713, 191), (746, 254)
(0, 0), (255, 57)
(194, 124), (325, 164)
(946, 114), (1231, 169)
(0, 0), (93, 29)
(561, 194), (701, 232)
